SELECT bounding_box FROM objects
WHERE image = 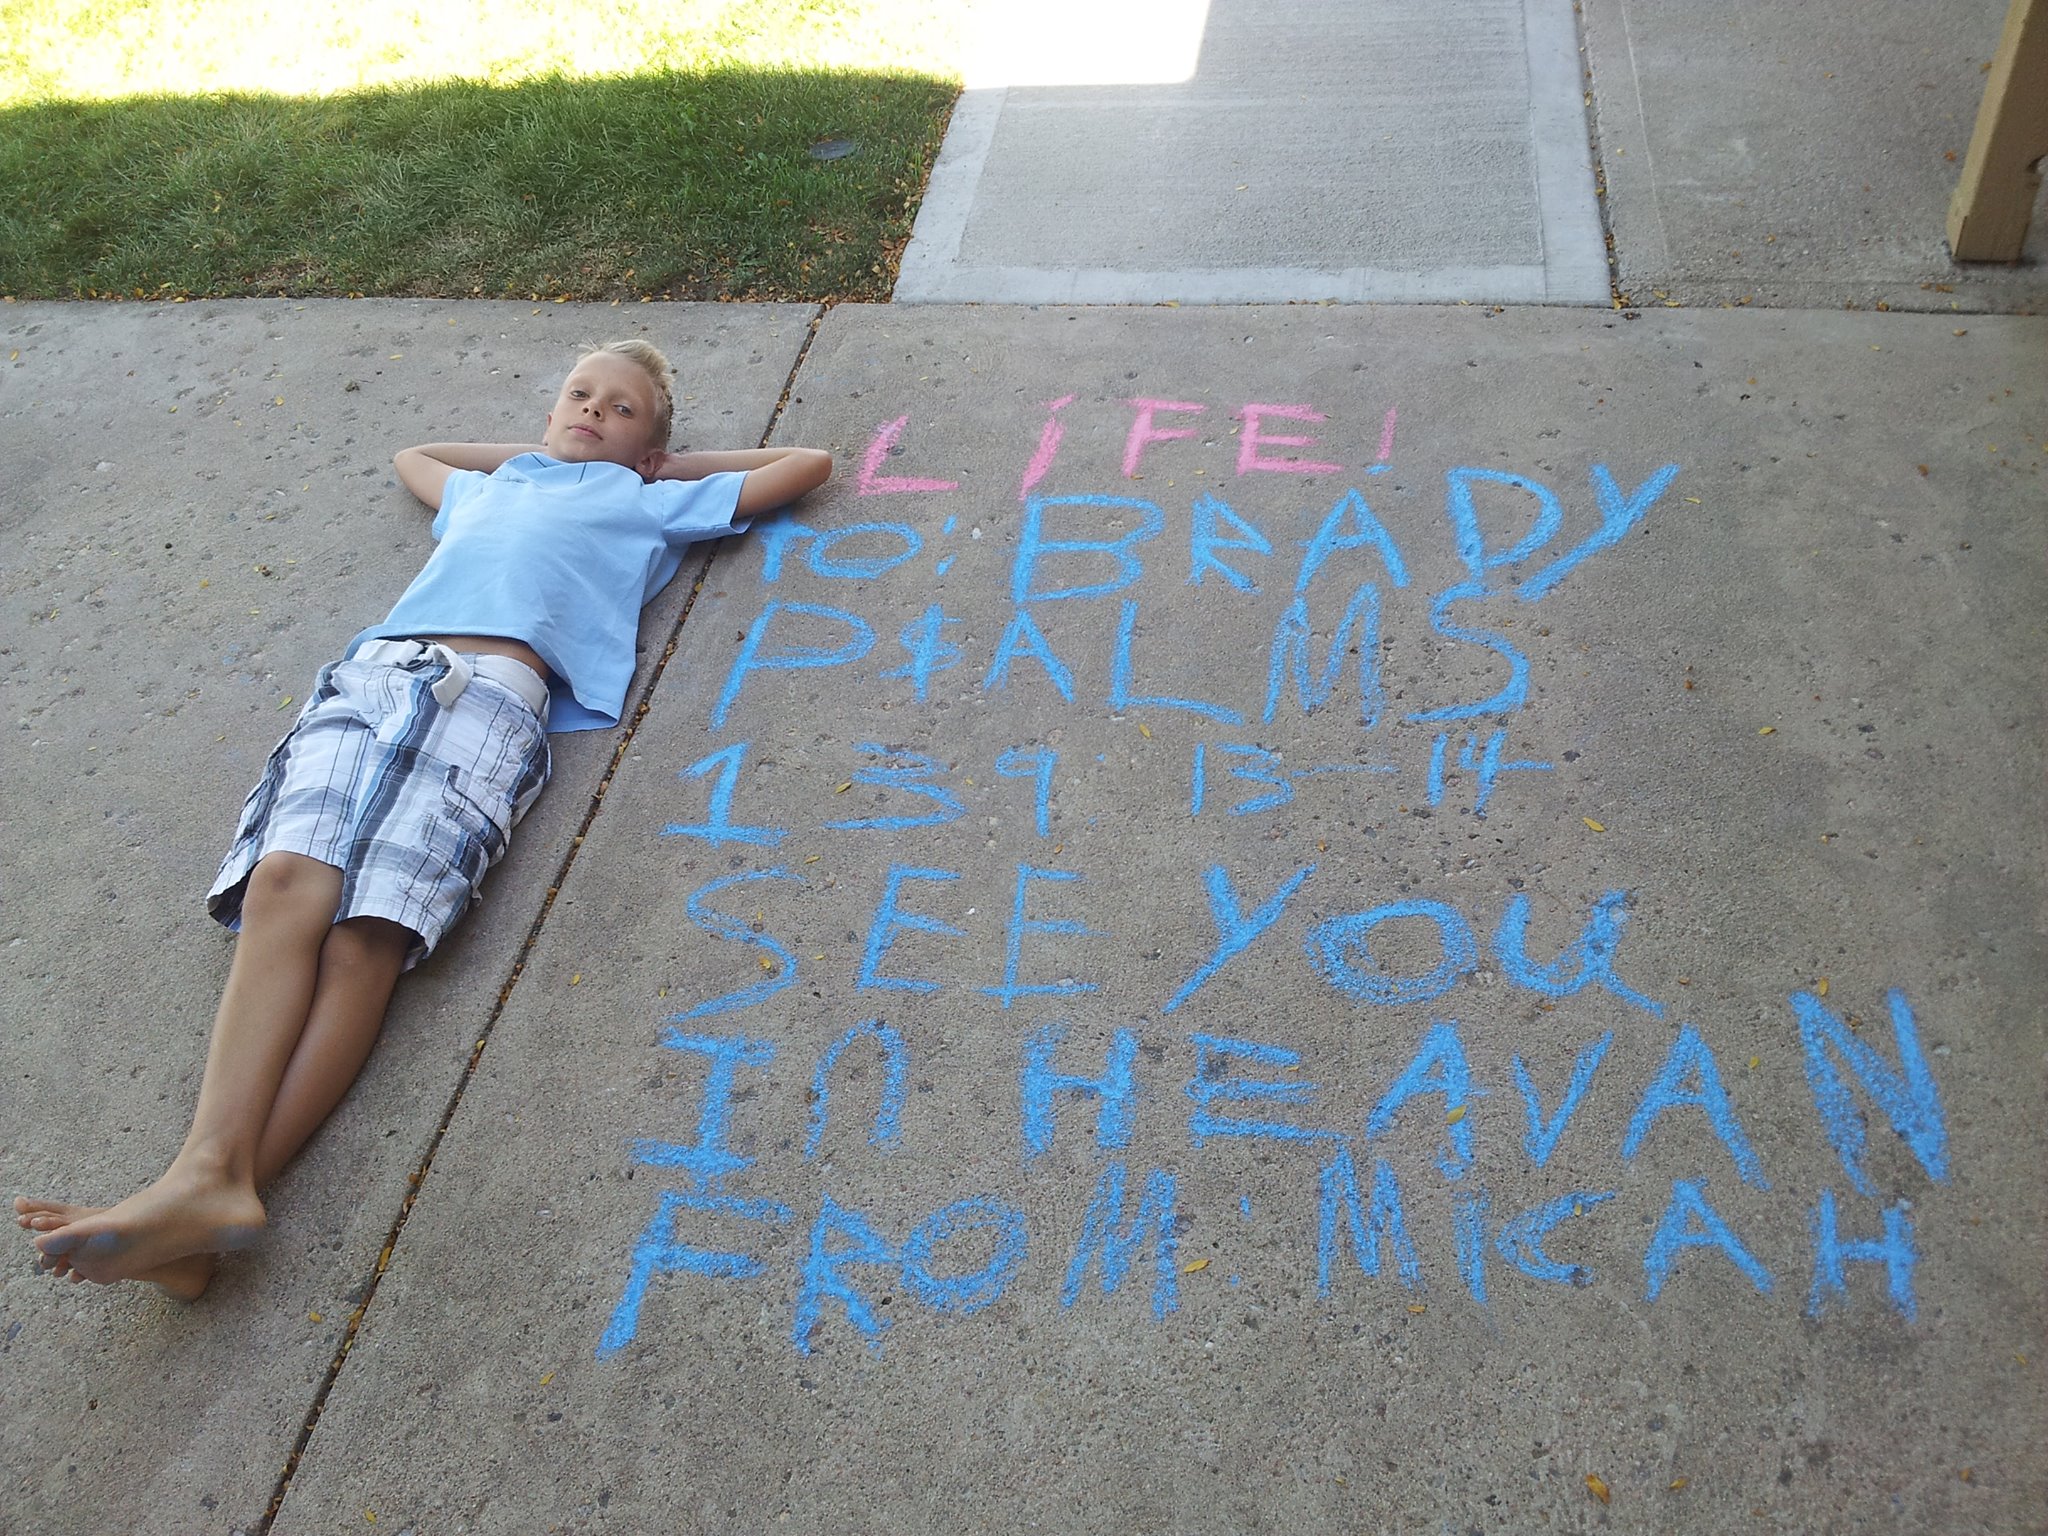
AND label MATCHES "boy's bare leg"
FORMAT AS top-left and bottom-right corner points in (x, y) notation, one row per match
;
(17, 910), (410, 1296)
(28, 853), (350, 1284)
(249, 913), (411, 1173)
